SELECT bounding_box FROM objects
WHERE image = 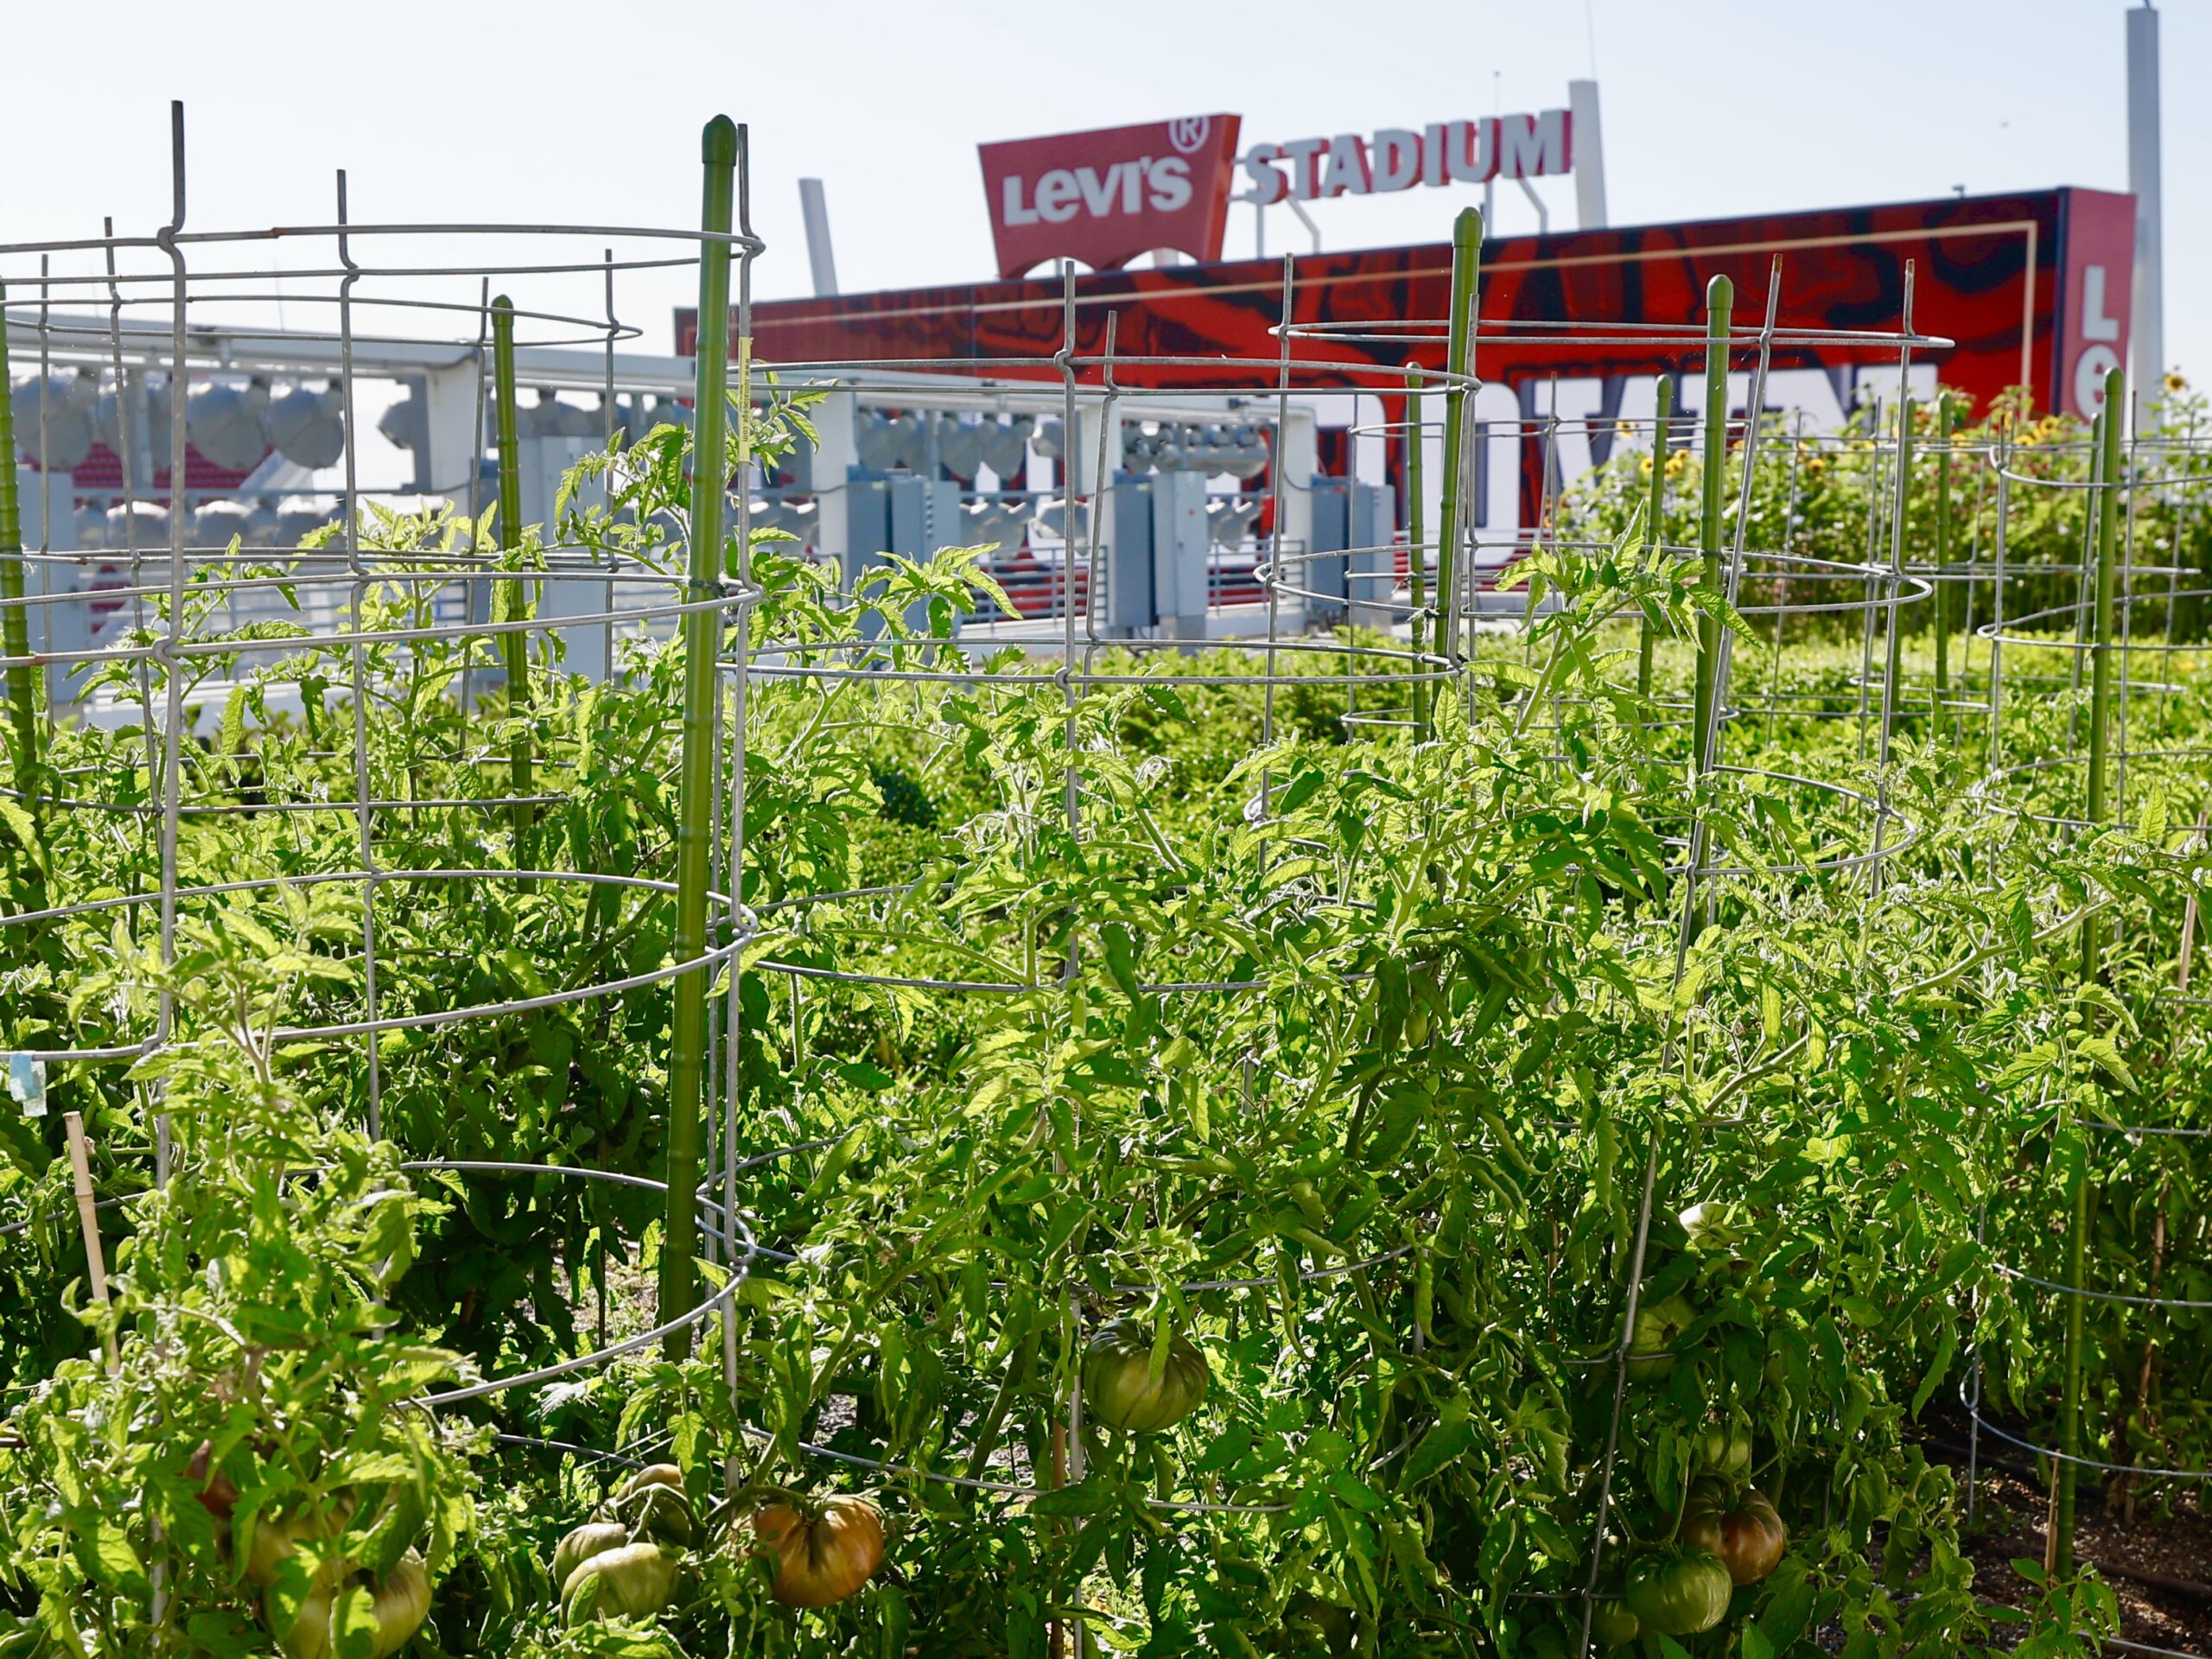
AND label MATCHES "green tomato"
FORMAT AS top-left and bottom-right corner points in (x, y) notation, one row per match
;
(563, 1540), (677, 1625)
(1627, 1294), (1699, 1382)
(1590, 1596), (1641, 1646)
(603, 1464), (696, 1547)
(268, 1551), (430, 1659)
(550, 1521), (630, 1597)
(1081, 1319), (1210, 1434)
(1695, 1423), (1752, 1482)
(1679, 1202), (1746, 1252)
(245, 1491), (360, 1590)
(1273, 1594), (1356, 1654)
(1624, 1548), (1732, 1637)
(355, 1554), (433, 1659)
